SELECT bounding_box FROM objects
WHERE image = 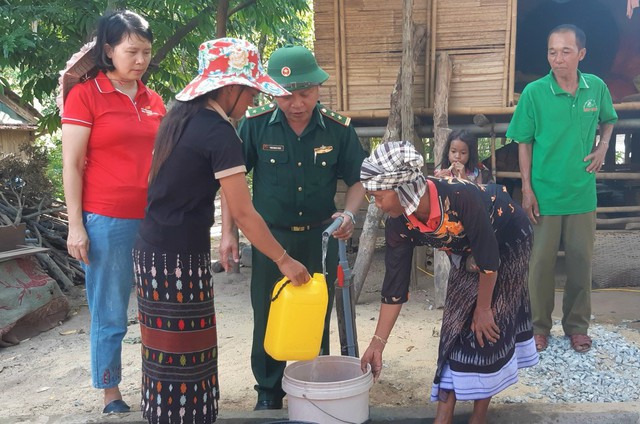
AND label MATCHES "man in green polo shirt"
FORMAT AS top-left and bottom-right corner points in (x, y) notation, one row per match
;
(223, 45), (367, 410)
(506, 24), (617, 355)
